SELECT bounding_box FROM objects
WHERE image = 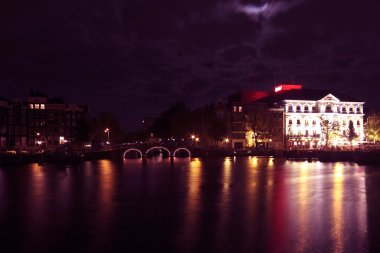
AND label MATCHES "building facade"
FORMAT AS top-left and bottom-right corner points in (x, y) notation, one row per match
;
(0, 93), (88, 149)
(228, 84), (365, 150)
(279, 93), (364, 149)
